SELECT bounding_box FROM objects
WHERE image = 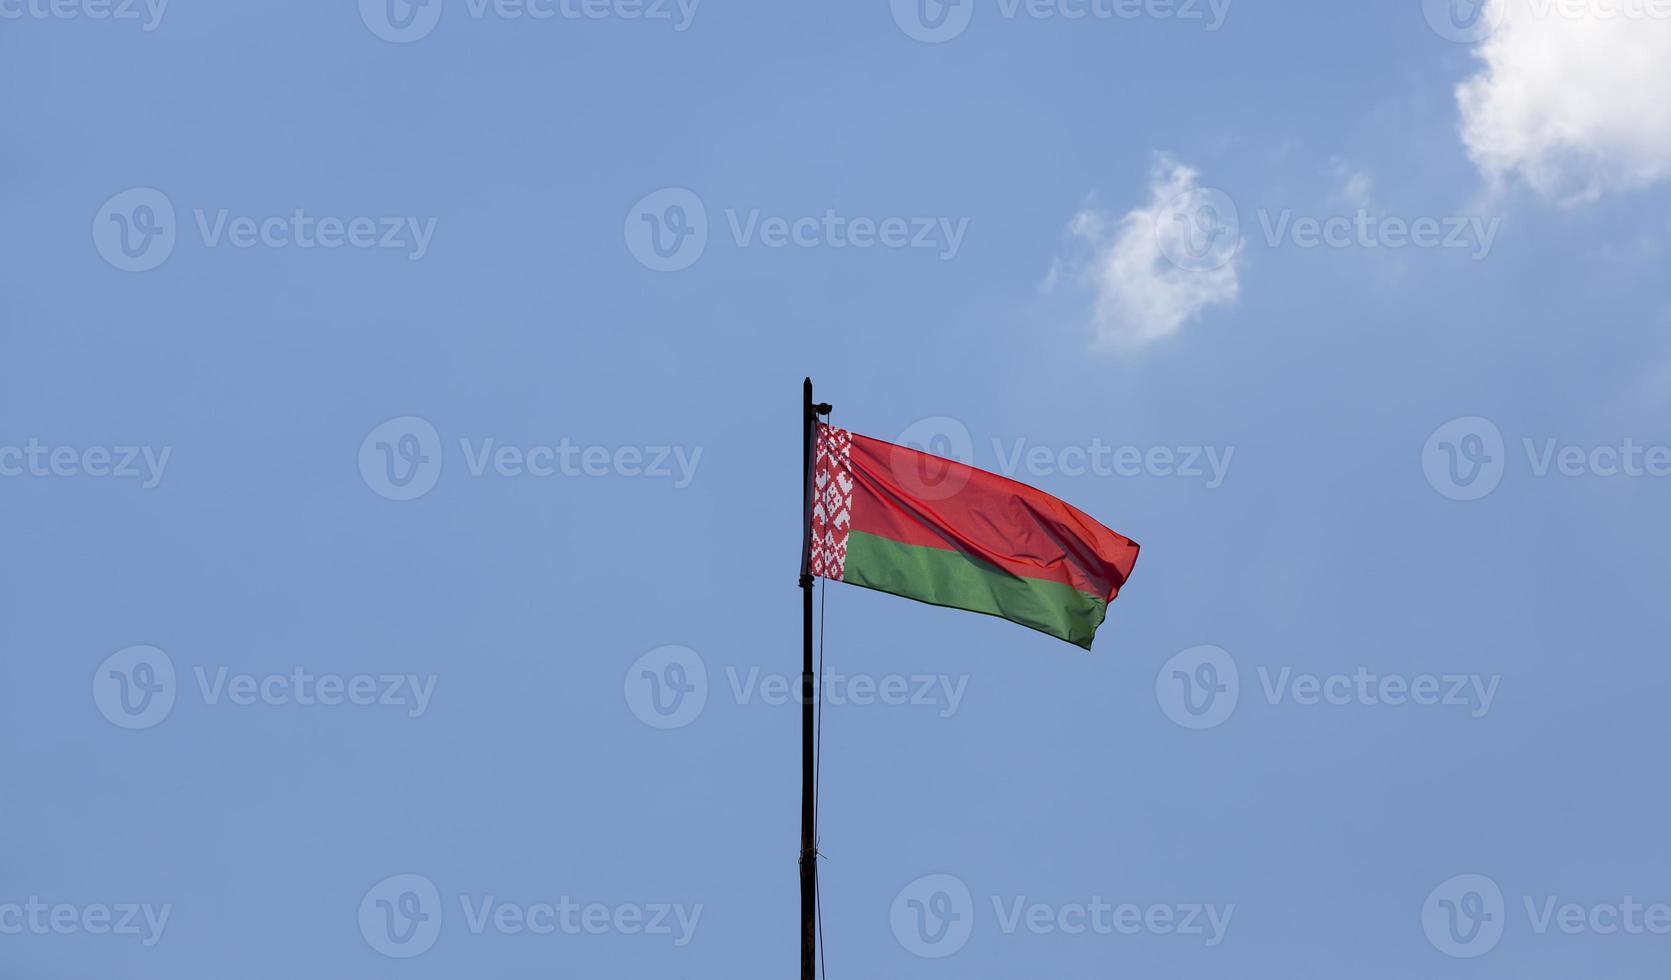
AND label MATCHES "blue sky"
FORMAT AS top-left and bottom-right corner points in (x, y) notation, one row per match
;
(4, 1), (1671, 977)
